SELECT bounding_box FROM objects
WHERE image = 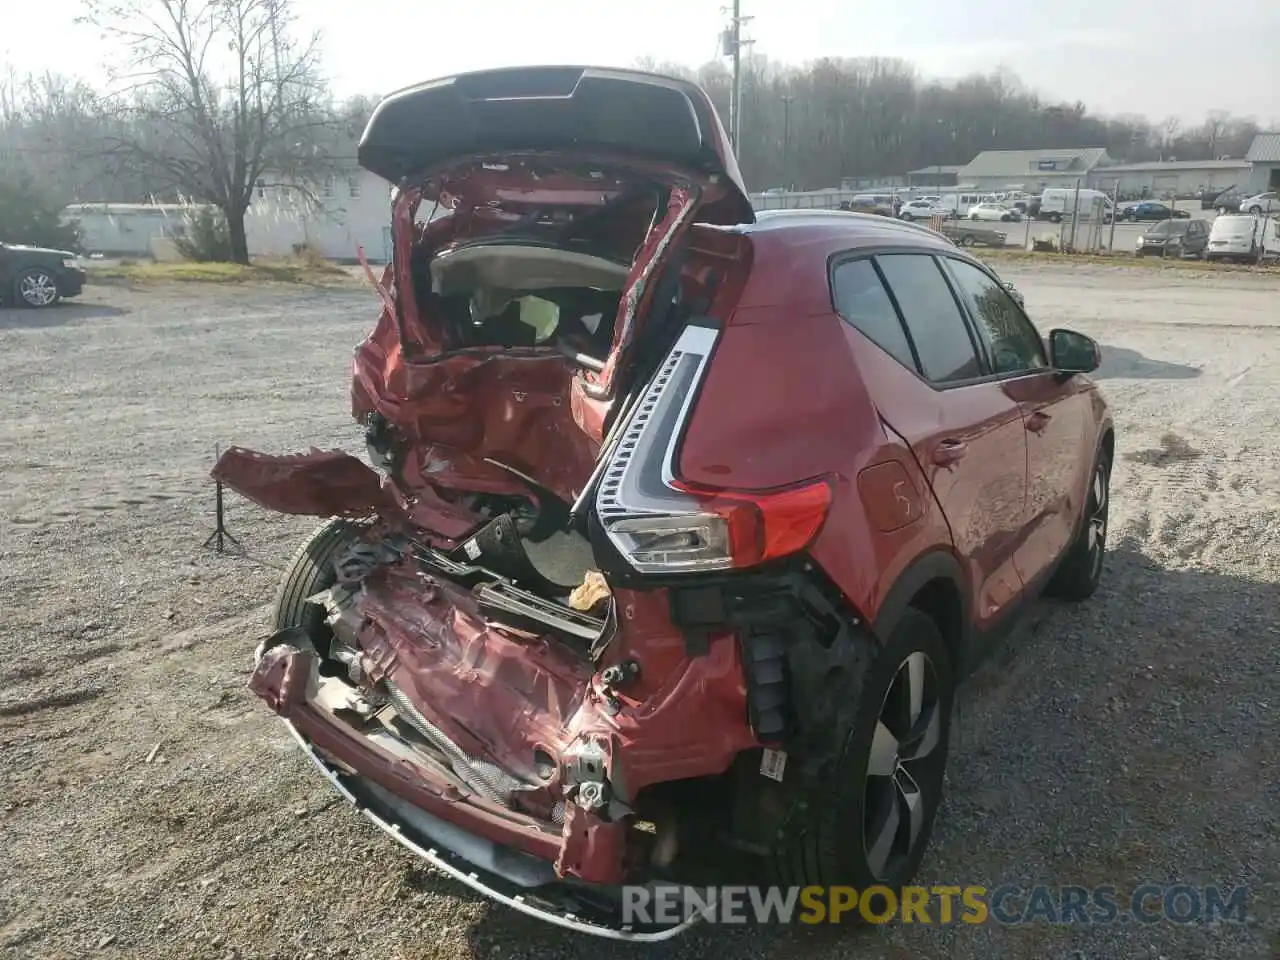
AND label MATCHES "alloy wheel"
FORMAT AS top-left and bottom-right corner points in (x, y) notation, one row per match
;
(863, 651), (944, 881)
(1086, 459), (1110, 579)
(19, 272), (58, 307)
